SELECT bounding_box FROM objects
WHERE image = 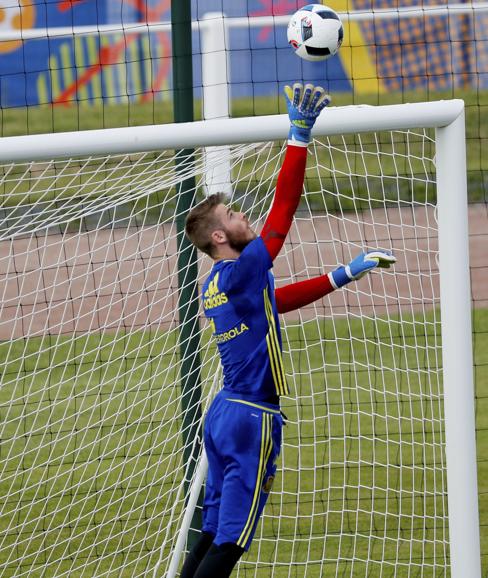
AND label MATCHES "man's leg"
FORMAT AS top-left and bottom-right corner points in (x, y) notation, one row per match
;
(193, 542), (244, 578)
(180, 397), (224, 577)
(214, 407), (282, 551)
(183, 398), (281, 576)
(179, 531), (215, 578)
